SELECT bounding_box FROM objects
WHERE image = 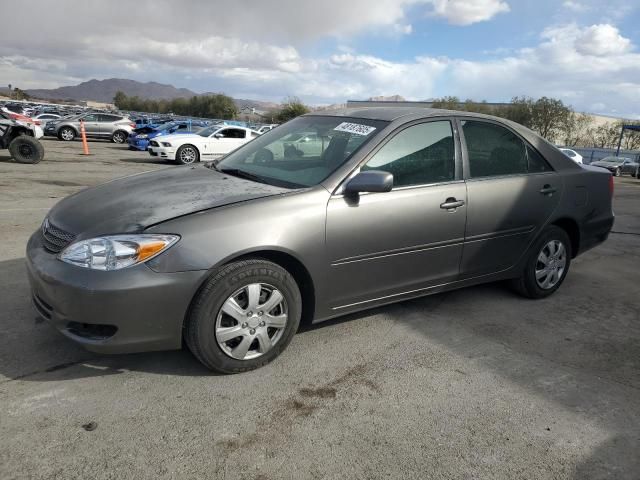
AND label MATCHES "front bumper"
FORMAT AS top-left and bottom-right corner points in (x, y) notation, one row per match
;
(148, 145), (176, 160)
(26, 231), (206, 354)
(127, 137), (150, 151)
